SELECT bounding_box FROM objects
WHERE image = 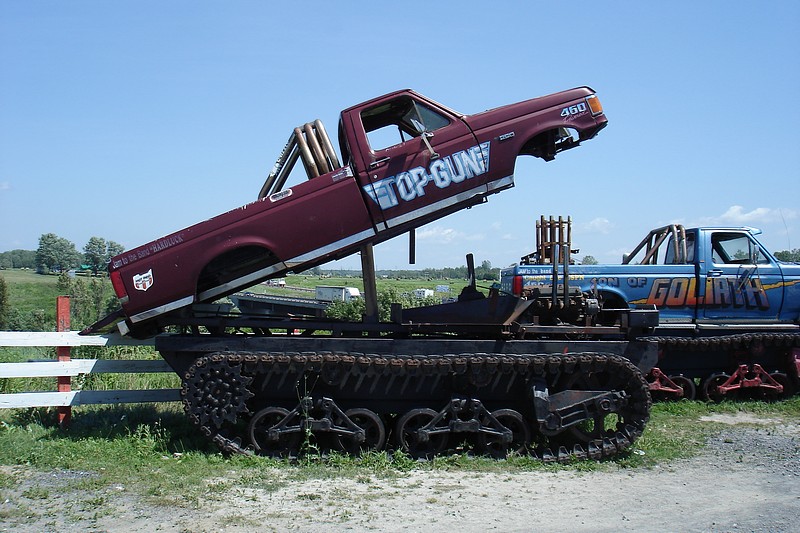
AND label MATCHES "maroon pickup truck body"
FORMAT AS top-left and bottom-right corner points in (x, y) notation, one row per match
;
(106, 87), (607, 335)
